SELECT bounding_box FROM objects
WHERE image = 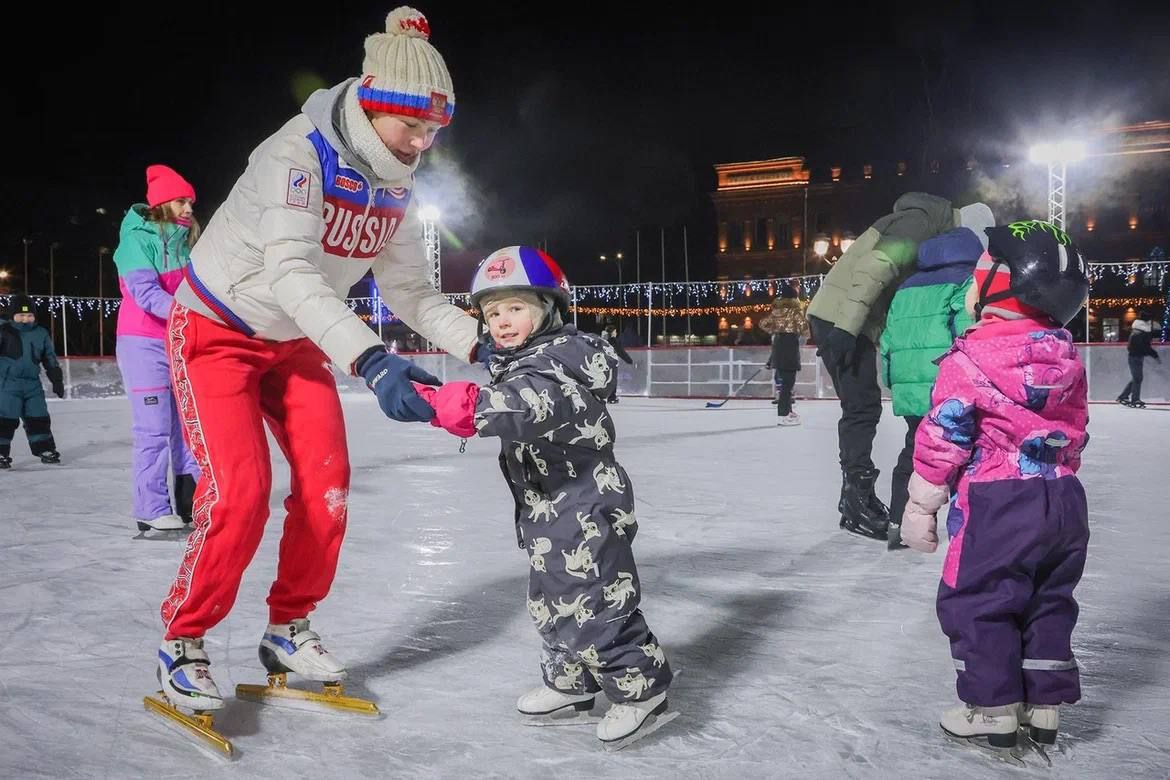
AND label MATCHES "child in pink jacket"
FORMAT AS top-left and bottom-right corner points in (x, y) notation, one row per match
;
(902, 221), (1090, 756)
